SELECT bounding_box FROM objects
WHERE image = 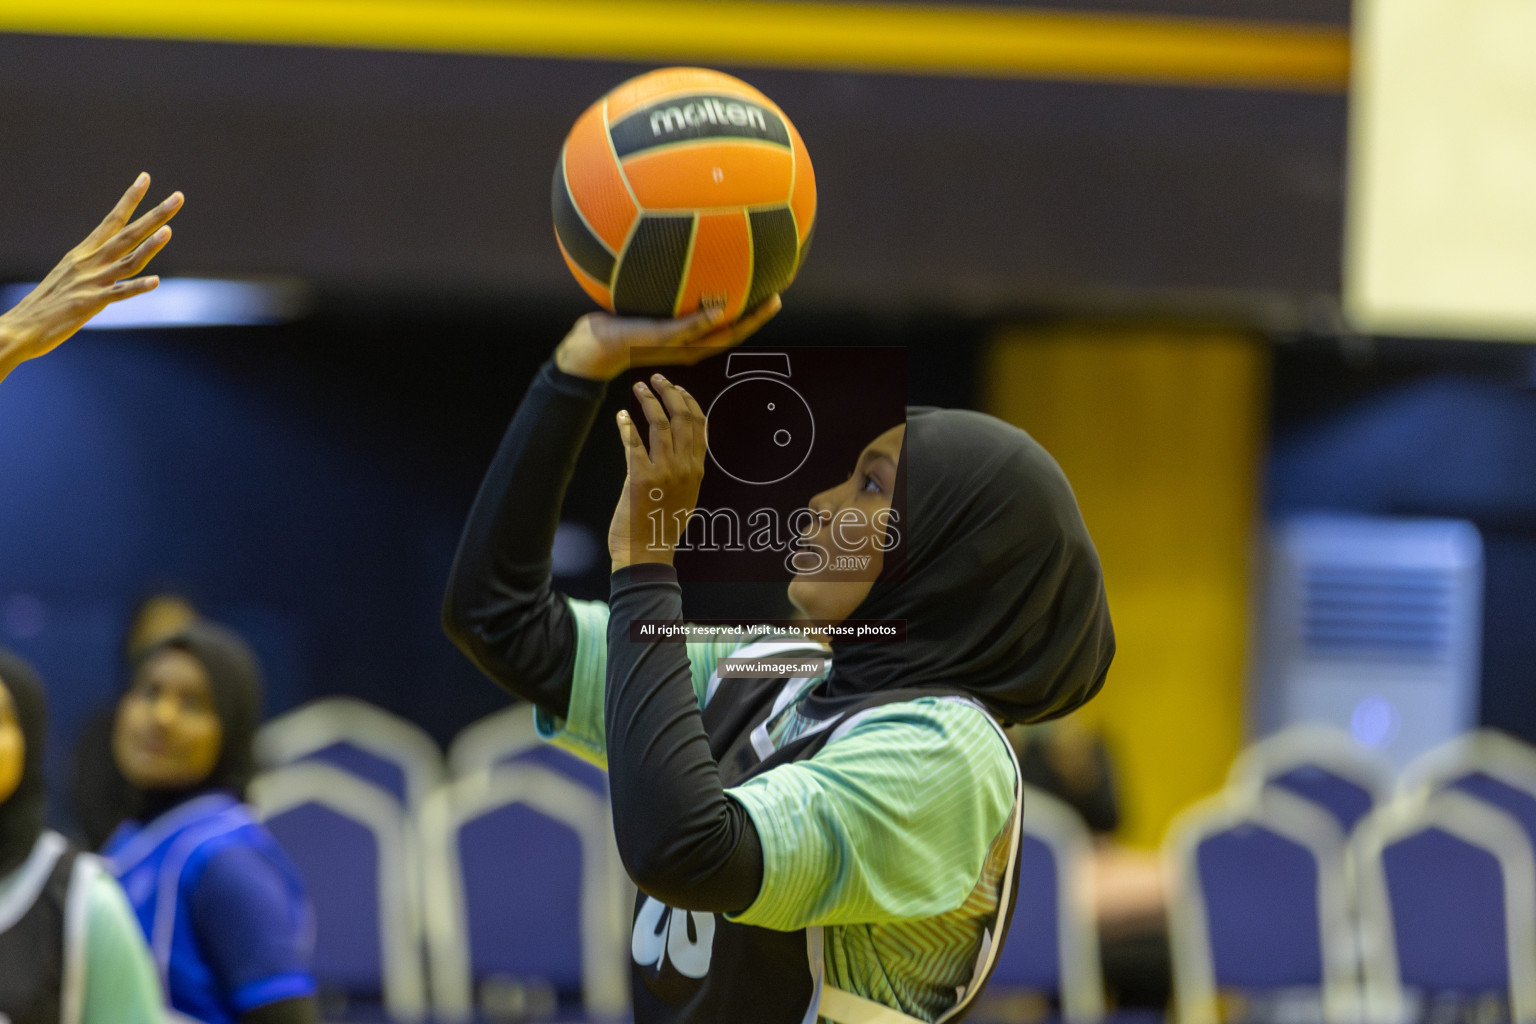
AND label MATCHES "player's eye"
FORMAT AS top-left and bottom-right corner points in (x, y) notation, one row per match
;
(862, 473), (882, 494)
